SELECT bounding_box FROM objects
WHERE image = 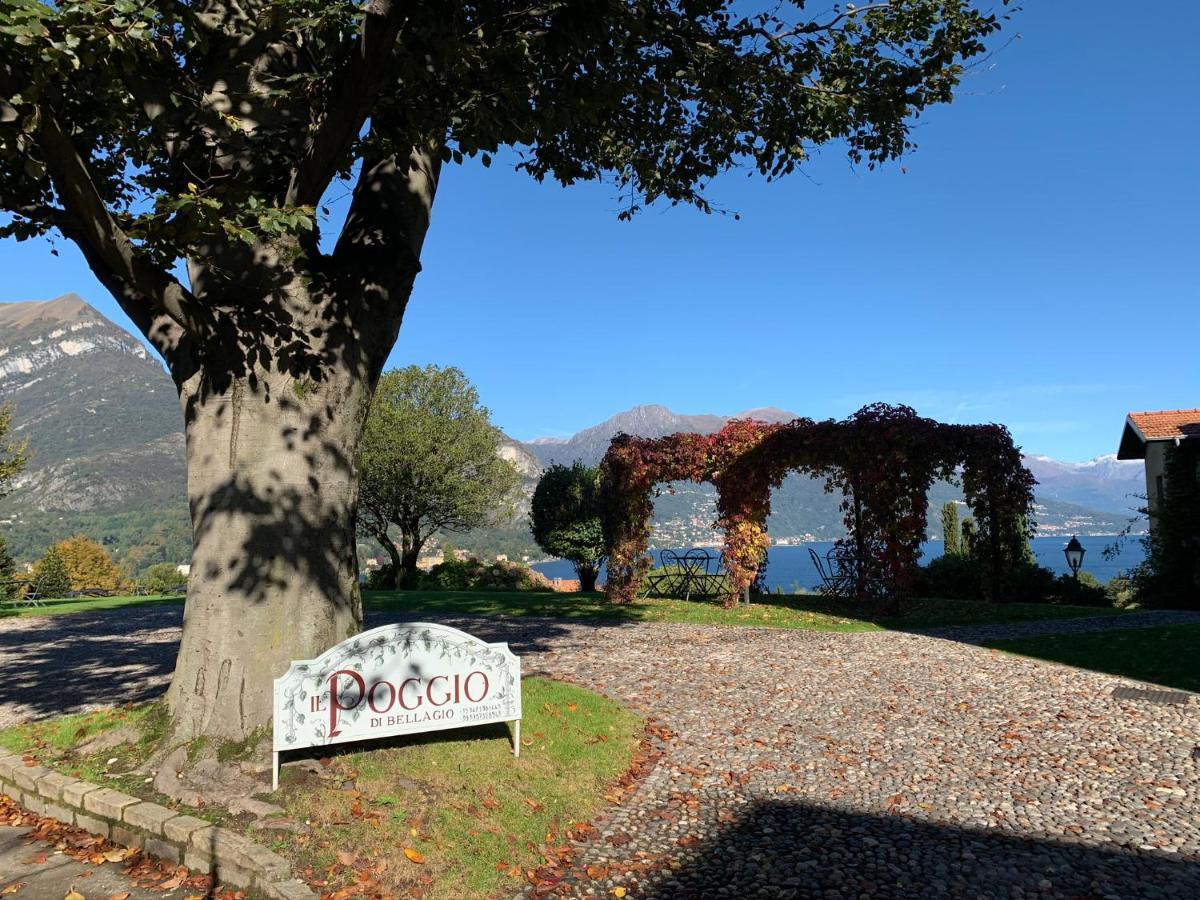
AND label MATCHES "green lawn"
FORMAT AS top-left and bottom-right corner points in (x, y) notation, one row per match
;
(0, 588), (1128, 633)
(366, 589), (1128, 632)
(0, 593), (183, 619)
(984, 624), (1200, 693)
